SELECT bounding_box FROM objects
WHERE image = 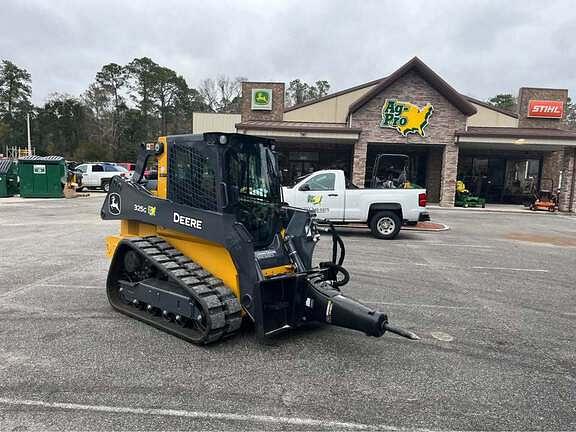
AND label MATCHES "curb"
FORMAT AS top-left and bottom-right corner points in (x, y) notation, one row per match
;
(403, 222), (450, 232)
